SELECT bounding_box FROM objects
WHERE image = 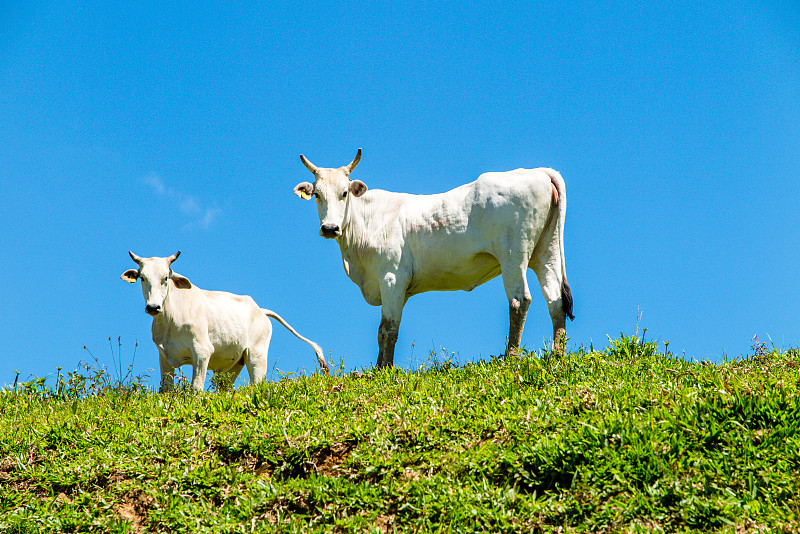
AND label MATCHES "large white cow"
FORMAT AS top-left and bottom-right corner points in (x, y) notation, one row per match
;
(121, 251), (329, 391)
(293, 149), (574, 368)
